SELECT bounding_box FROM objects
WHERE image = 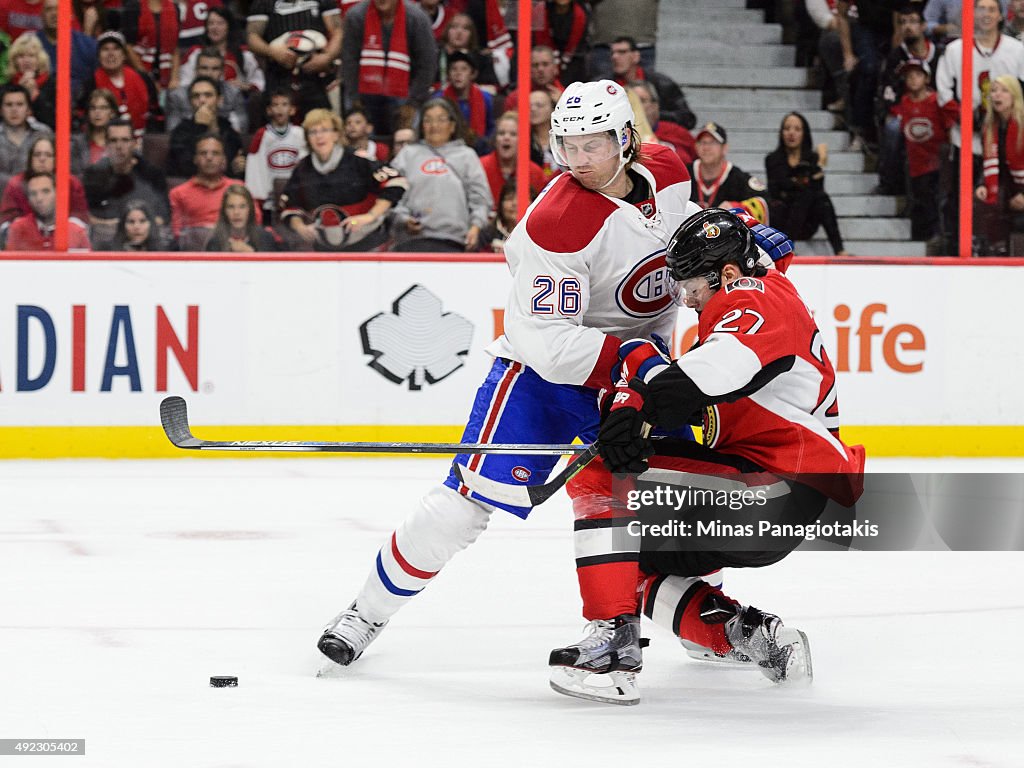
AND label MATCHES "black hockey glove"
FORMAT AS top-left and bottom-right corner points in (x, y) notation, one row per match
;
(598, 379), (654, 476)
(644, 364), (706, 431)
